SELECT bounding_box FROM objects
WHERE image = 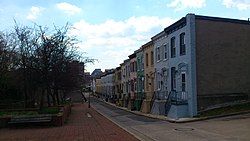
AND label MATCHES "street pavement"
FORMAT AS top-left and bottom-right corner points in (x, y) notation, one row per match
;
(0, 103), (139, 141)
(91, 97), (250, 141)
